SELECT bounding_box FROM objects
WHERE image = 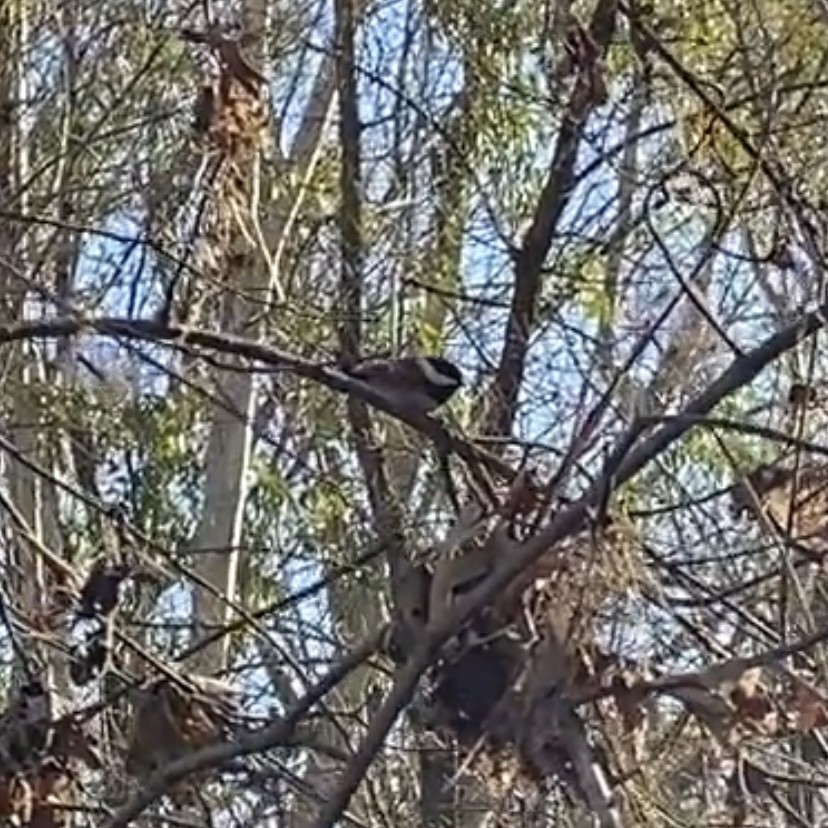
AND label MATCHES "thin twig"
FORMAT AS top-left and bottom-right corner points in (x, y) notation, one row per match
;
(101, 630), (383, 827)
